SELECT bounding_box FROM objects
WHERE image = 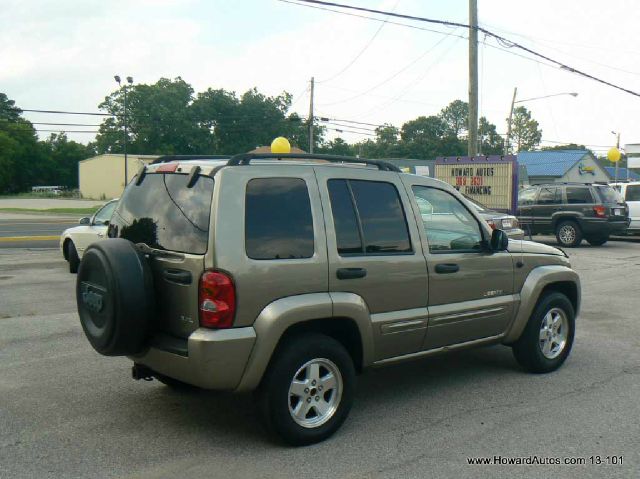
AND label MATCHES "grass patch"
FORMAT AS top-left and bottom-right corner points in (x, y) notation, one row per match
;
(0, 207), (101, 215)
